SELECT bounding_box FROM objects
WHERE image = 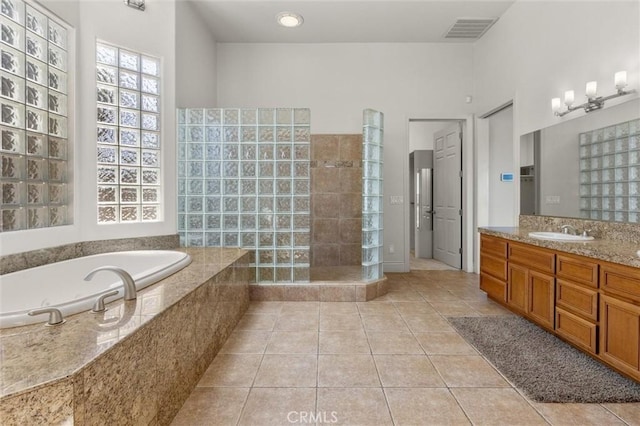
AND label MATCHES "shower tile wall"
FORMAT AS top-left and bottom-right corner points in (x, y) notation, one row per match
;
(310, 134), (362, 267)
(177, 108), (311, 283)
